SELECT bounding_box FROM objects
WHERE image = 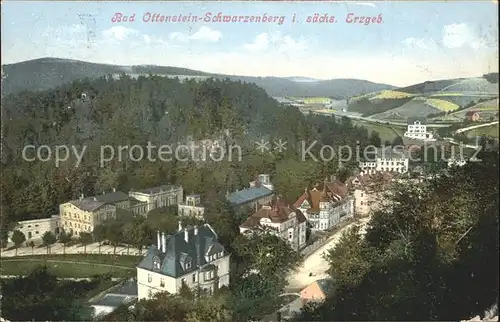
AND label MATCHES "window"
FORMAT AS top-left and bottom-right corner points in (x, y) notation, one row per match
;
(35, 231), (39, 234)
(148, 274), (152, 283)
(186, 261), (192, 269)
(35, 224), (39, 227)
(192, 274), (196, 283)
(160, 278), (165, 287)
